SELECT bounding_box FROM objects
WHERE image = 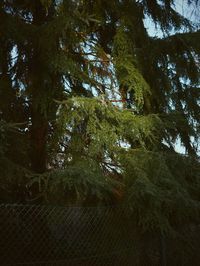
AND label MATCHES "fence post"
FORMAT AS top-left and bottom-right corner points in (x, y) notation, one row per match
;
(160, 233), (167, 266)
